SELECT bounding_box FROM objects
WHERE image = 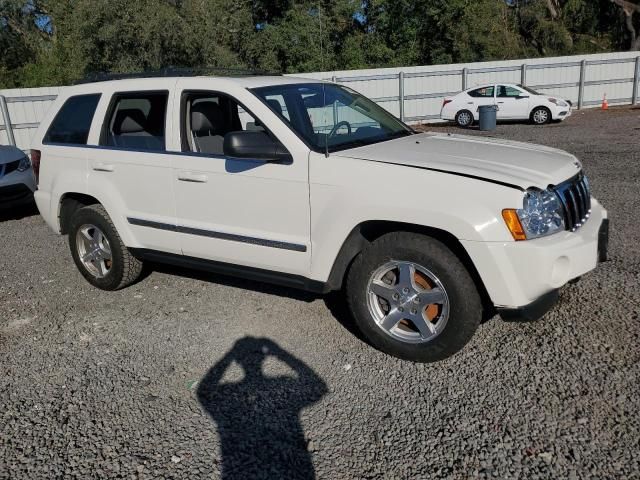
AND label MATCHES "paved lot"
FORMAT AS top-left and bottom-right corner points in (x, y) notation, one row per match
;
(1, 107), (639, 479)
